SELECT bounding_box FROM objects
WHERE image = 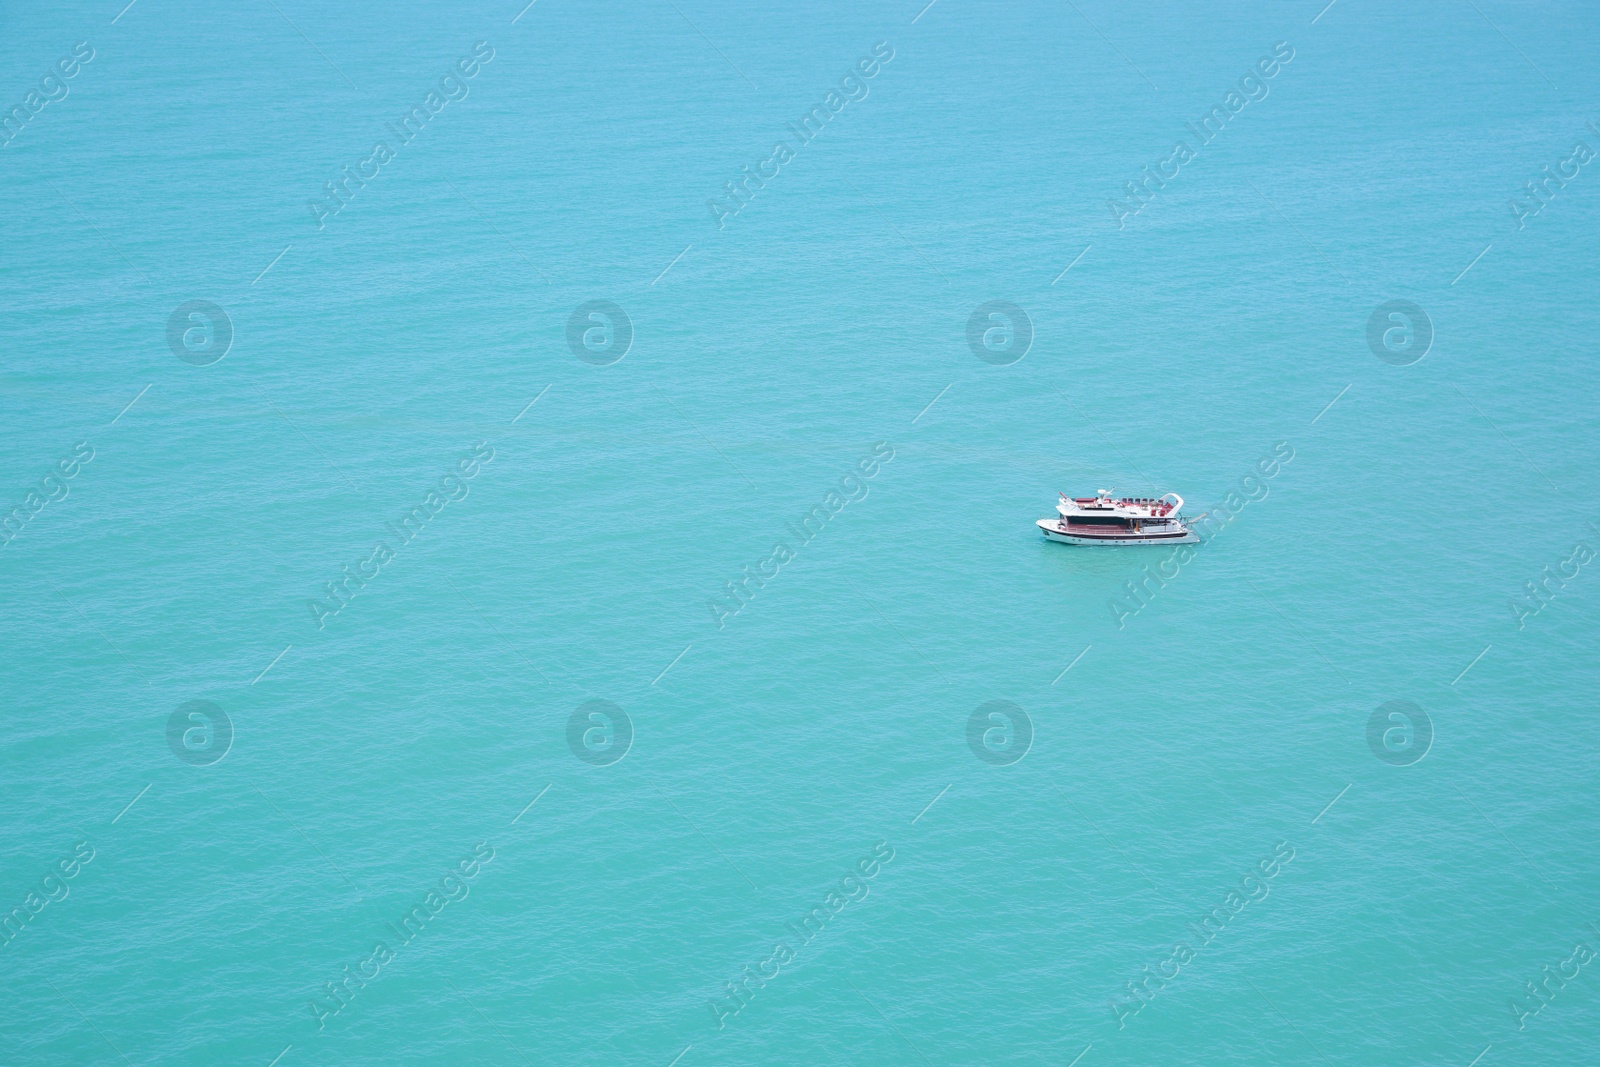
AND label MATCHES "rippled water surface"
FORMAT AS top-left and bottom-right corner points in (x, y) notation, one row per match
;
(2, 1), (1598, 1064)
